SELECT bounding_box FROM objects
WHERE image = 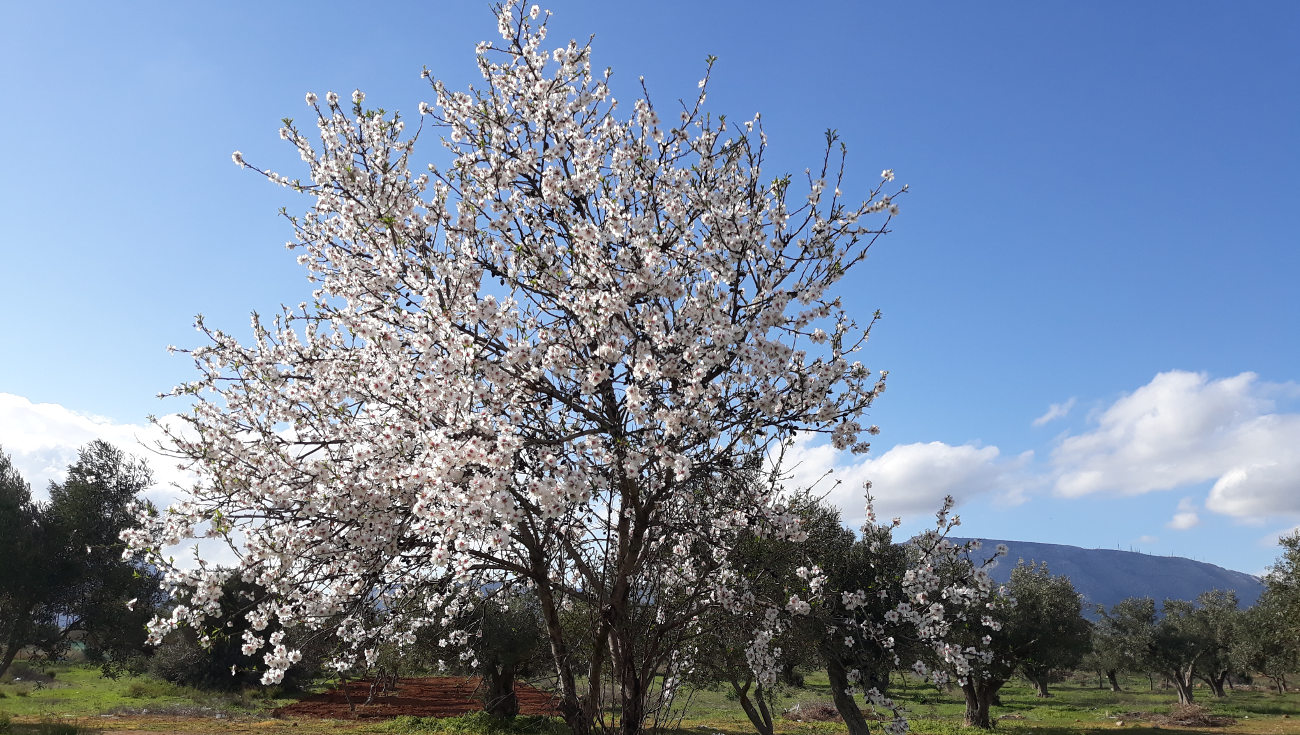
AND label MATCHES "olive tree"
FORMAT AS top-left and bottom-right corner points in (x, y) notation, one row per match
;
(1004, 562), (1091, 698)
(0, 442), (164, 679)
